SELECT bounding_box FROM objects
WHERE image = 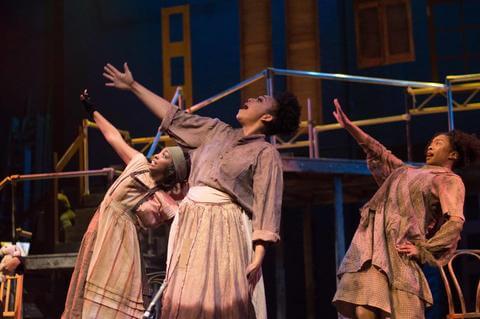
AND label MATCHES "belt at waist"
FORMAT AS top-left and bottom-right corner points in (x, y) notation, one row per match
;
(186, 186), (232, 204)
